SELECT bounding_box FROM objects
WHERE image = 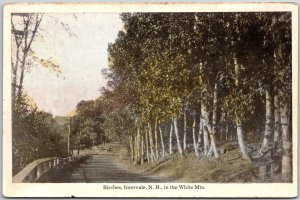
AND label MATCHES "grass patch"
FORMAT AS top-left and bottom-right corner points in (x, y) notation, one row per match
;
(110, 143), (263, 183)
